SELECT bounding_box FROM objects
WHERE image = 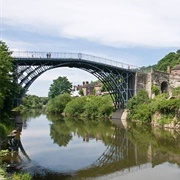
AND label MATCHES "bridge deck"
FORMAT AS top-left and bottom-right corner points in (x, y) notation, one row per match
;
(12, 51), (139, 72)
